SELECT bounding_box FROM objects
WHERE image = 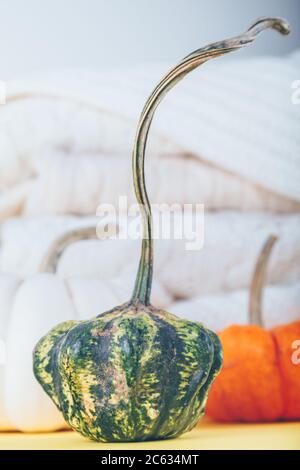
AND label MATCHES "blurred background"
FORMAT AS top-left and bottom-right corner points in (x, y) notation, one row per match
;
(1, 0), (300, 79)
(0, 0), (299, 434)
